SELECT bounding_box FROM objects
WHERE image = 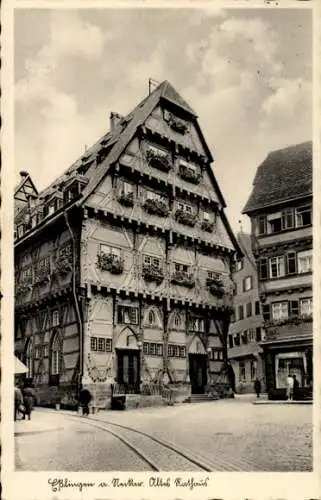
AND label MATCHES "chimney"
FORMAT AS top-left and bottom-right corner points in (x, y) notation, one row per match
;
(110, 112), (124, 133)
